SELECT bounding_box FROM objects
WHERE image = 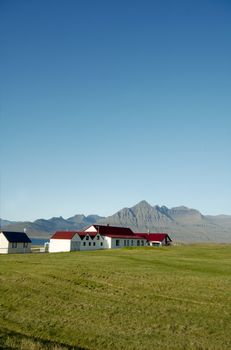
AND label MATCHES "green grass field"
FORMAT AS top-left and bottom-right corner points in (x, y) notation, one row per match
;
(0, 245), (231, 350)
